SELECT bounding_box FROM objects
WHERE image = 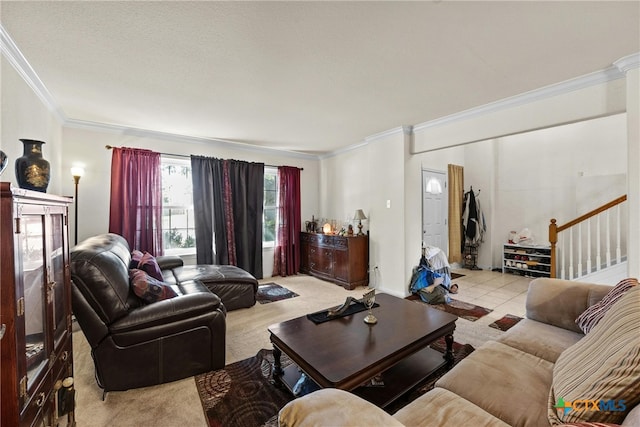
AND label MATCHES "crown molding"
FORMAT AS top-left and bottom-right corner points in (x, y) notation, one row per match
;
(64, 118), (320, 160)
(321, 125), (413, 159)
(0, 24), (67, 123)
(614, 52), (640, 74)
(412, 56), (635, 133)
(319, 140), (368, 160)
